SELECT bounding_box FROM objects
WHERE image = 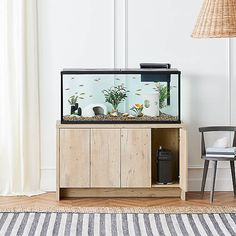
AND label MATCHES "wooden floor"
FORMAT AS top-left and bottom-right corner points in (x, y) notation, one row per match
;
(0, 192), (236, 209)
